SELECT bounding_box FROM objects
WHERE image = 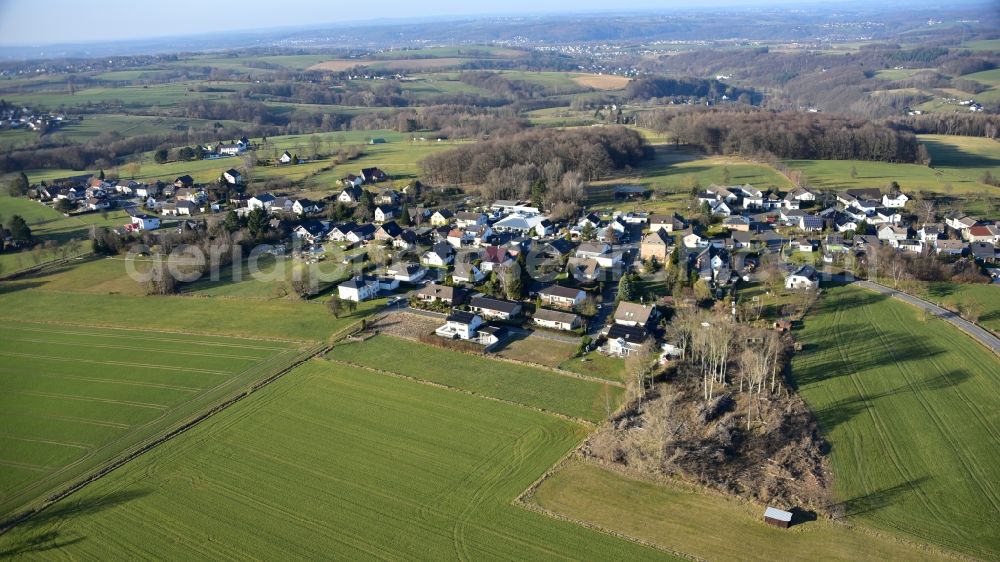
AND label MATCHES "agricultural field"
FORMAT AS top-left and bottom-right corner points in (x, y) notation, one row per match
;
(784, 134), (1000, 194)
(0, 320), (315, 520)
(791, 284), (1000, 559)
(0, 361), (670, 560)
(325, 335), (623, 422)
(0, 81), (249, 111)
(914, 281), (1000, 336)
(531, 461), (953, 562)
(962, 39), (1000, 52)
